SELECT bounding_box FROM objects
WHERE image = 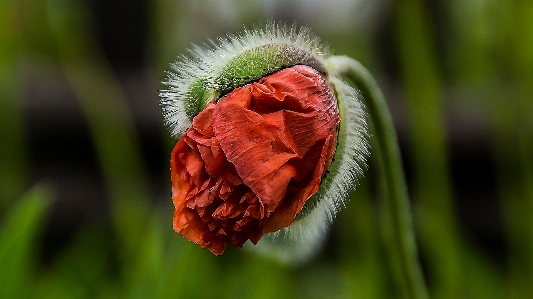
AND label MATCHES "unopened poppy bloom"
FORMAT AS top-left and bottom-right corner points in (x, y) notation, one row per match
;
(160, 22), (369, 258)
